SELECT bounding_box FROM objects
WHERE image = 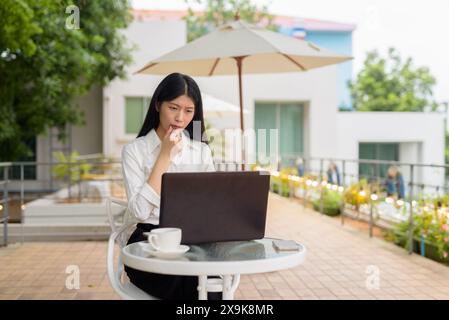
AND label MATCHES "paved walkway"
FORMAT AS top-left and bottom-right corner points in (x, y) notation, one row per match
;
(1, 193), (449, 300)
